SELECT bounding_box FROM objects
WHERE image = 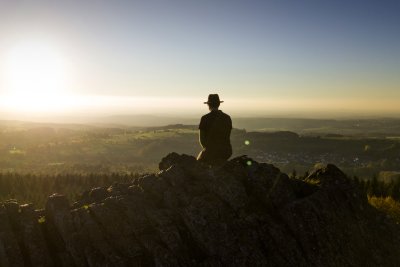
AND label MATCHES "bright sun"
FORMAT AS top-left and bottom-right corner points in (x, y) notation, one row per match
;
(3, 41), (73, 112)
